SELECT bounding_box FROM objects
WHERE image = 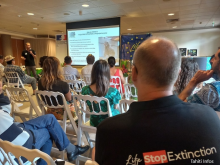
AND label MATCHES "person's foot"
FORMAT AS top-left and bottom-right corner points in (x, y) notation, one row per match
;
(67, 145), (90, 161)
